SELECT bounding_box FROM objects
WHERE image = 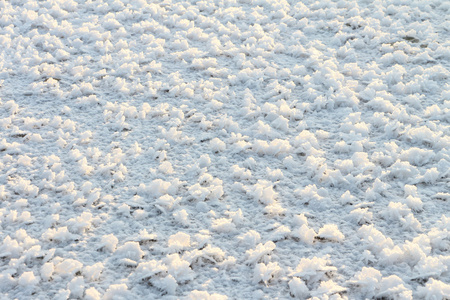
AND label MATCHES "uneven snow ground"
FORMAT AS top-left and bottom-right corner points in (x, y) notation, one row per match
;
(0, 0), (449, 299)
